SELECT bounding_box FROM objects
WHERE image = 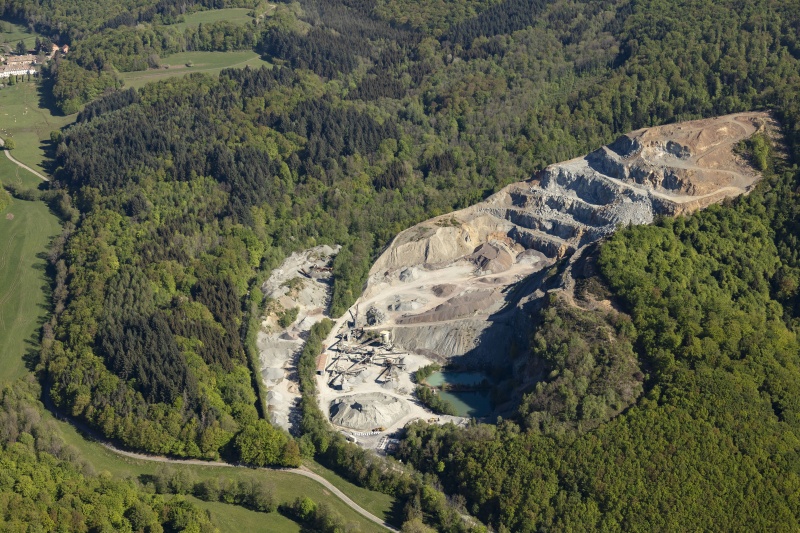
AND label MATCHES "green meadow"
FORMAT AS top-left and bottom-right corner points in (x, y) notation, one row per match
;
(0, 19), (39, 51)
(171, 7), (255, 30)
(0, 81), (74, 173)
(0, 151), (43, 190)
(186, 496), (301, 533)
(305, 459), (396, 523)
(120, 50), (272, 89)
(0, 157), (60, 381)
